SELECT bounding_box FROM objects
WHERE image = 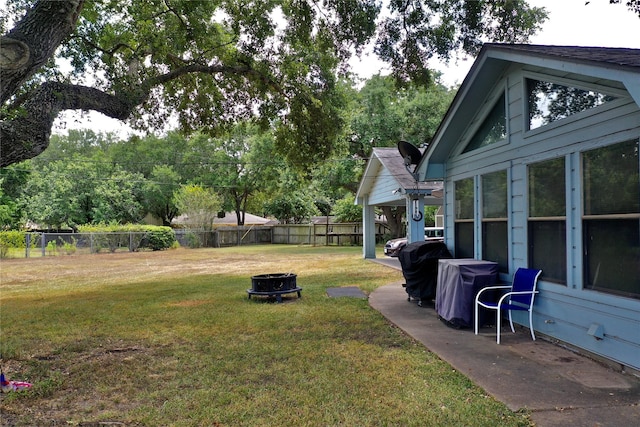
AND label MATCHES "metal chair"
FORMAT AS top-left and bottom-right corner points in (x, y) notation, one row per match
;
(474, 268), (542, 344)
